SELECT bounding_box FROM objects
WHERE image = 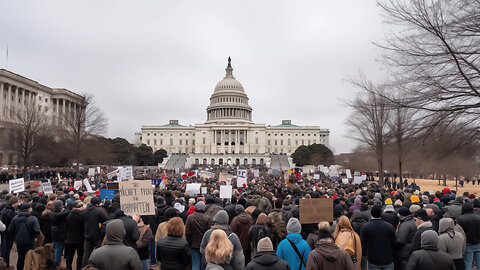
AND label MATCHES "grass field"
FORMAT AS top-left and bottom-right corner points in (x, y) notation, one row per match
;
(403, 178), (480, 196)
